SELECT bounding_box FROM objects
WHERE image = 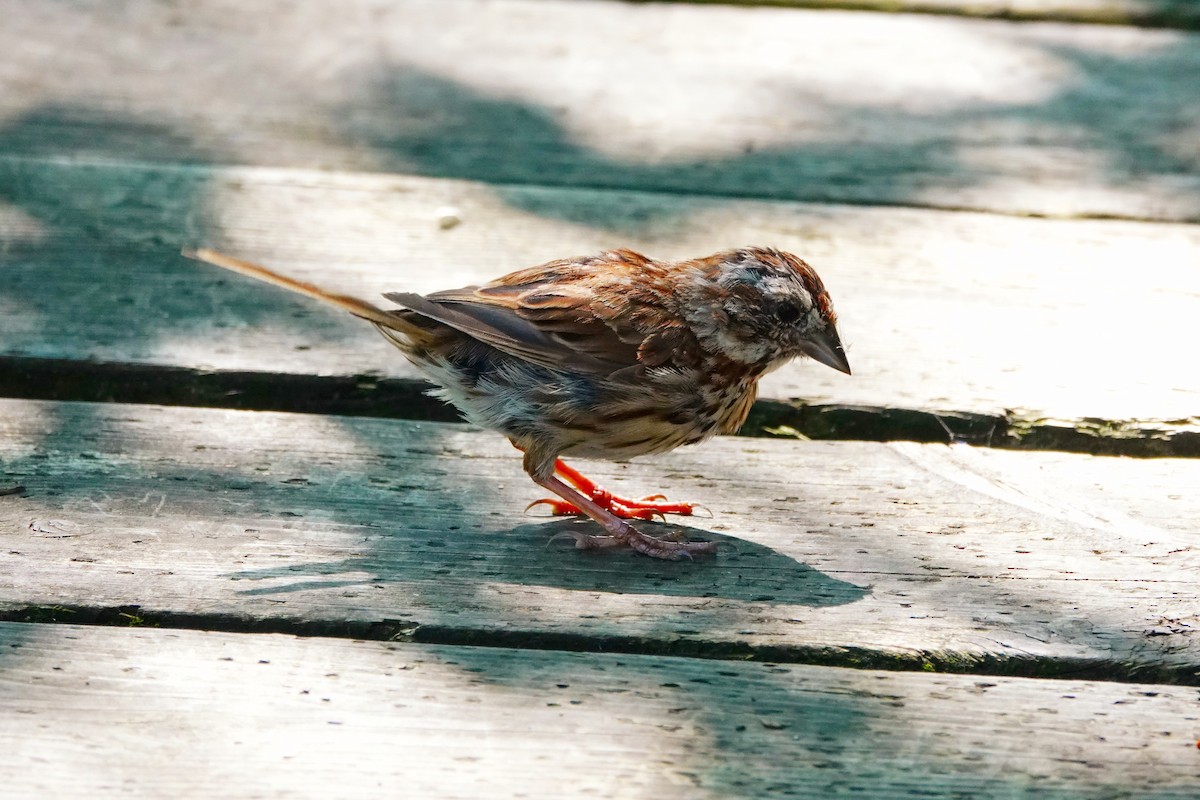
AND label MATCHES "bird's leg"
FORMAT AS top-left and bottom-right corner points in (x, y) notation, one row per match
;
(527, 459), (701, 520)
(531, 473), (718, 560)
